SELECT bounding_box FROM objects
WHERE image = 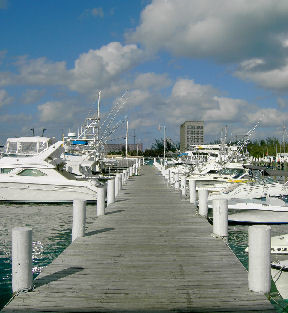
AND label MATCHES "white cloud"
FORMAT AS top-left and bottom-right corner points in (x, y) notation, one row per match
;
(278, 97), (288, 109)
(22, 89), (45, 104)
(134, 72), (171, 90)
(235, 58), (288, 90)
(16, 57), (69, 86)
(0, 113), (31, 123)
(0, 89), (13, 107)
(171, 79), (219, 109)
(0, 42), (145, 96)
(118, 77), (288, 142)
(125, 89), (151, 108)
(239, 58), (265, 71)
(128, 0), (288, 63)
(38, 100), (82, 122)
(203, 97), (248, 121)
(246, 108), (288, 126)
(70, 42), (144, 92)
